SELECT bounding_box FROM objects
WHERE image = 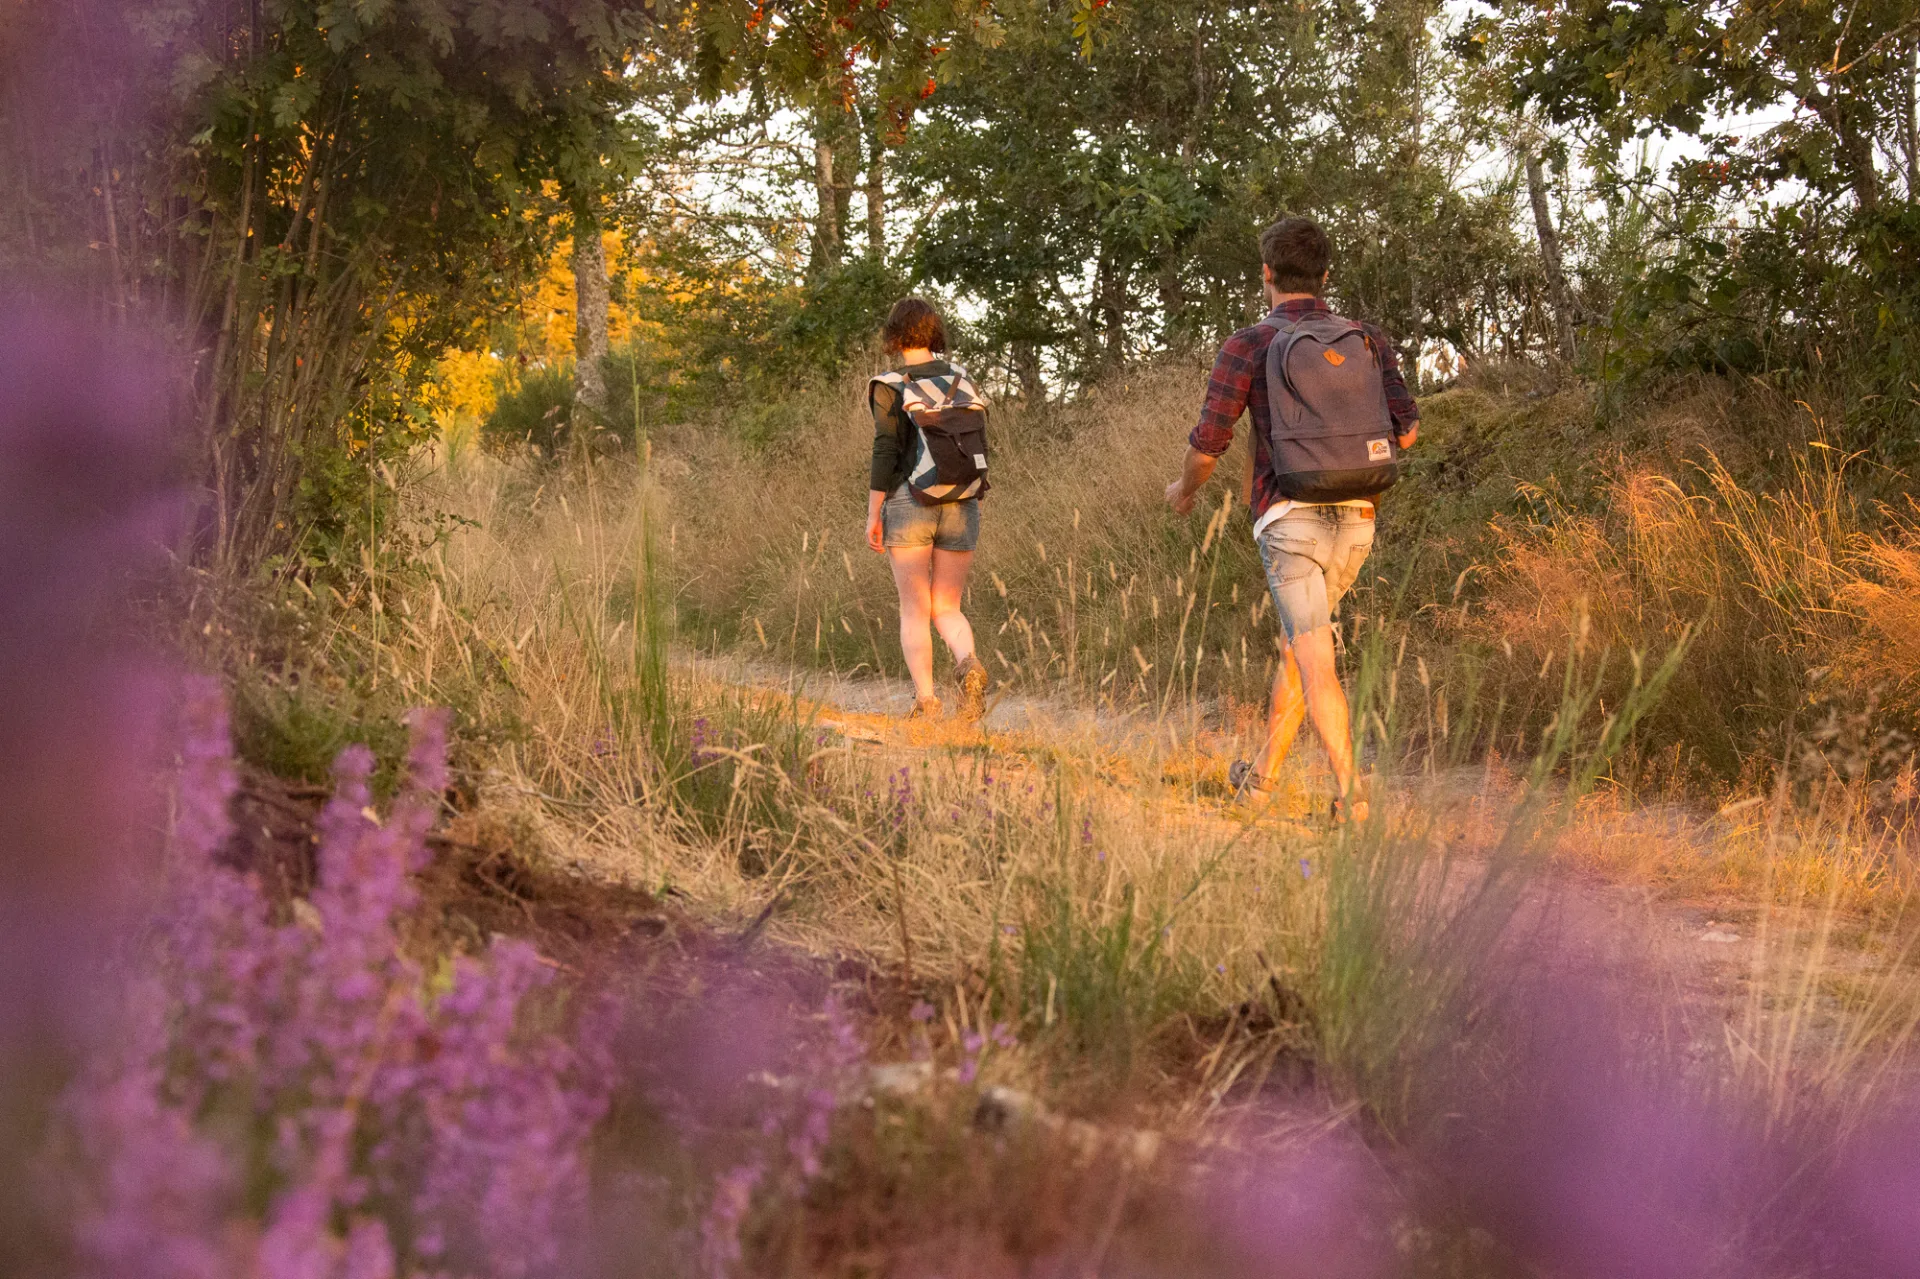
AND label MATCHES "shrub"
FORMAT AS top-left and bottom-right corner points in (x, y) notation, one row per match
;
(480, 364), (575, 458)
